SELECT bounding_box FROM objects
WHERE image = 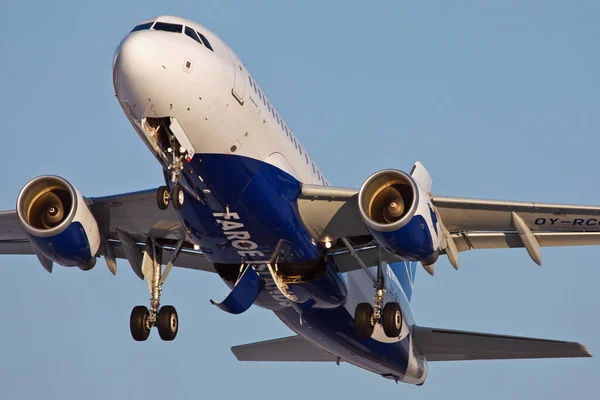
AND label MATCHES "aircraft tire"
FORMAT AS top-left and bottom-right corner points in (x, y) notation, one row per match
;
(172, 185), (184, 210)
(355, 303), (374, 338)
(382, 302), (403, 338)
(130, 305), (151, 341)
(157, 305), (178, 341)
(157, 186), (170, 210)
